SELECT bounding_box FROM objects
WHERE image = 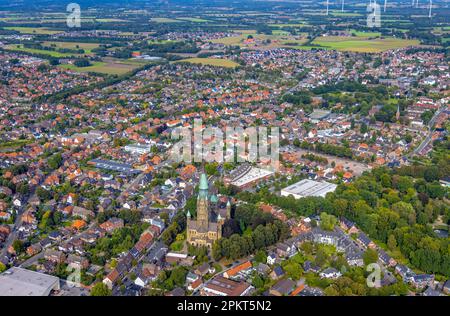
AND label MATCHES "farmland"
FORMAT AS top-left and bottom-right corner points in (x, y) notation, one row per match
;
(5, 44), (74, 57)
(175, 58), (239, 68)
(311, 36), (420, 53)
(4, 26), (60, 35)
(60, 58), (149, 75)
